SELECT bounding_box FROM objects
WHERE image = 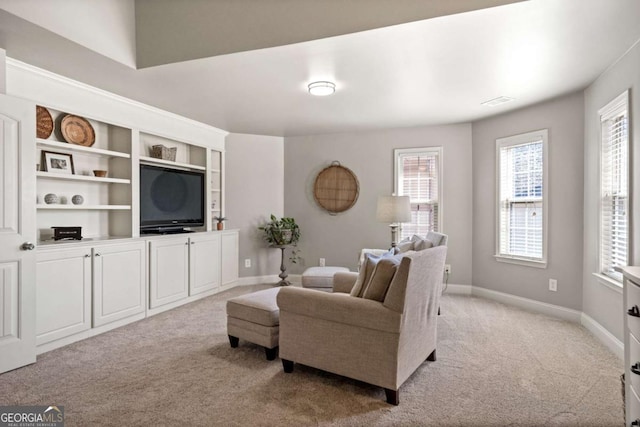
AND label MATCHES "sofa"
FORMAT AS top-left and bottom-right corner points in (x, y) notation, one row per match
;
(277, 245), (447, 404)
